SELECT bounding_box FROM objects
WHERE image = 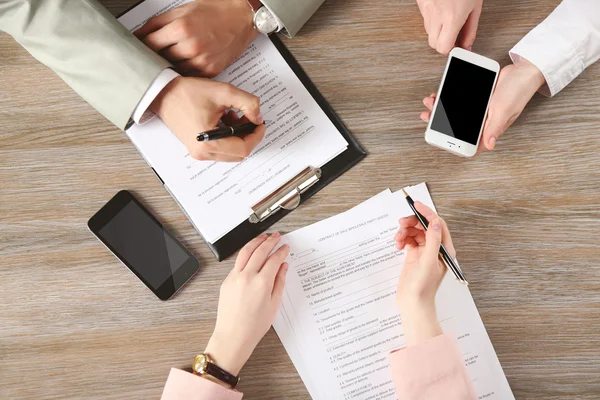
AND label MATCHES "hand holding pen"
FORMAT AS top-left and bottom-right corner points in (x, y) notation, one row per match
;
(149, 77), (265, 163)
(395, 191), (468, 285)
(394, 197), (463, 347)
